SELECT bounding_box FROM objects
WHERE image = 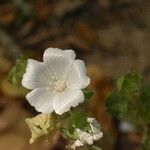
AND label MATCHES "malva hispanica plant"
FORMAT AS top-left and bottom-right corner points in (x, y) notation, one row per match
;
(8, 48), (103, 150)
(105, 72), (150, 150)
(8, 48), (150, 150)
